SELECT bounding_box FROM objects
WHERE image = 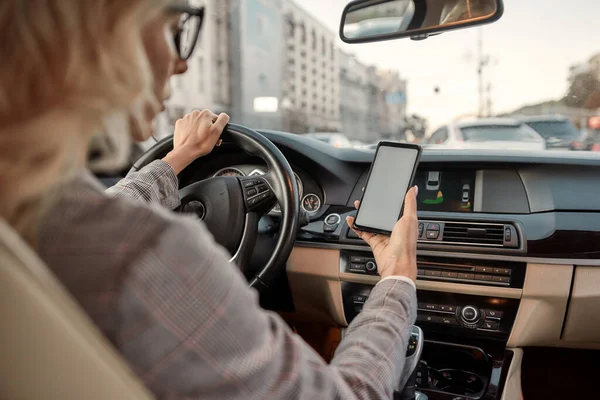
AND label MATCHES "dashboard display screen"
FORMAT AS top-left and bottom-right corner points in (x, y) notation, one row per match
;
(414, 170), (476, 212)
